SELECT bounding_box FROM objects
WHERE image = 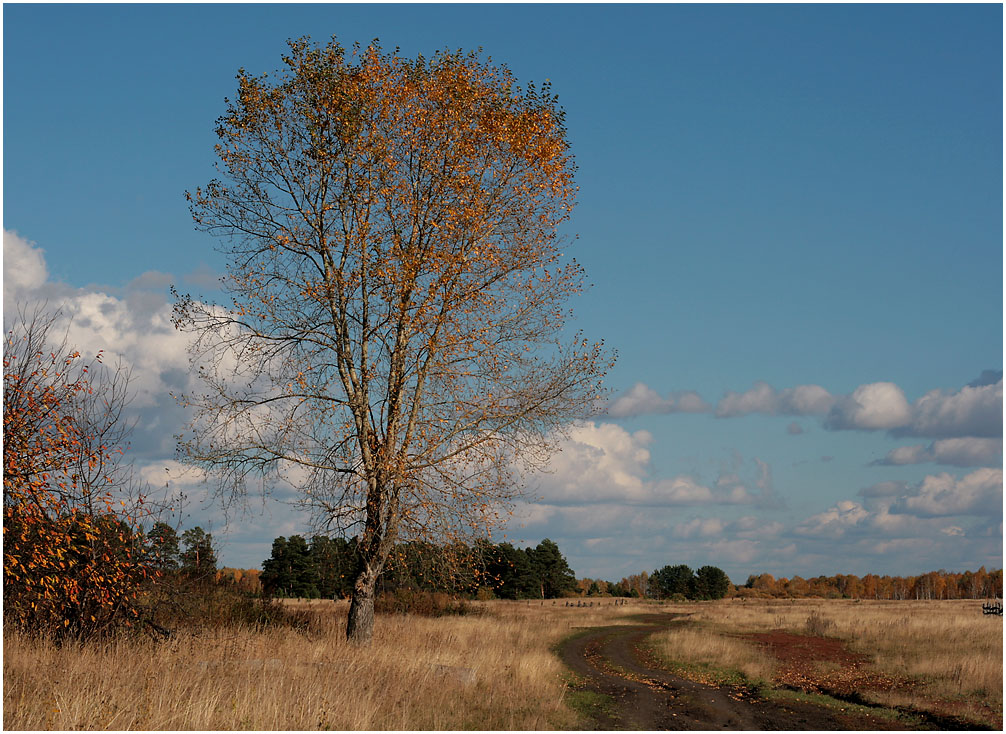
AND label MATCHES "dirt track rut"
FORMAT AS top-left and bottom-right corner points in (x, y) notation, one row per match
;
(558, 613), (911, 730)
